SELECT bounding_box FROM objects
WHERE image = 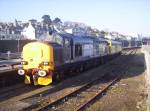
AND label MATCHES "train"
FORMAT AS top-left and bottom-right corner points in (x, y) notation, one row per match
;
(17, 33), (122, 85)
